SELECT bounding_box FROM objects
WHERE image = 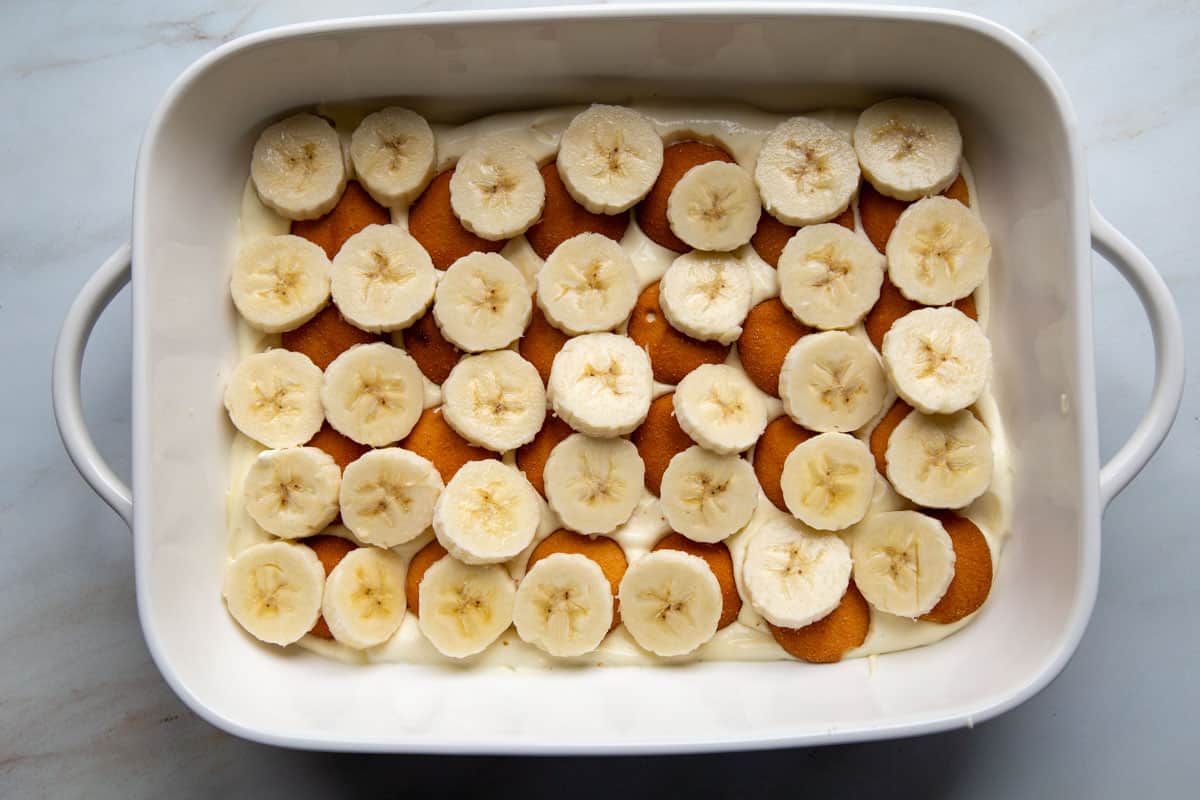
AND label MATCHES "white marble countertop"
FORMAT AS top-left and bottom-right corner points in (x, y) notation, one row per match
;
(3, 0), (1196, 795)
